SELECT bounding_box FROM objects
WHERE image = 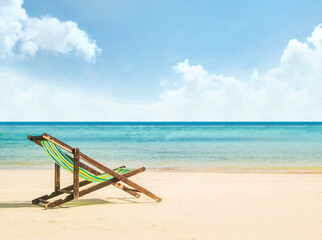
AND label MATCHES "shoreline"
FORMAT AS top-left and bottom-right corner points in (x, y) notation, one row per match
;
(1, 166), (322, 173)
